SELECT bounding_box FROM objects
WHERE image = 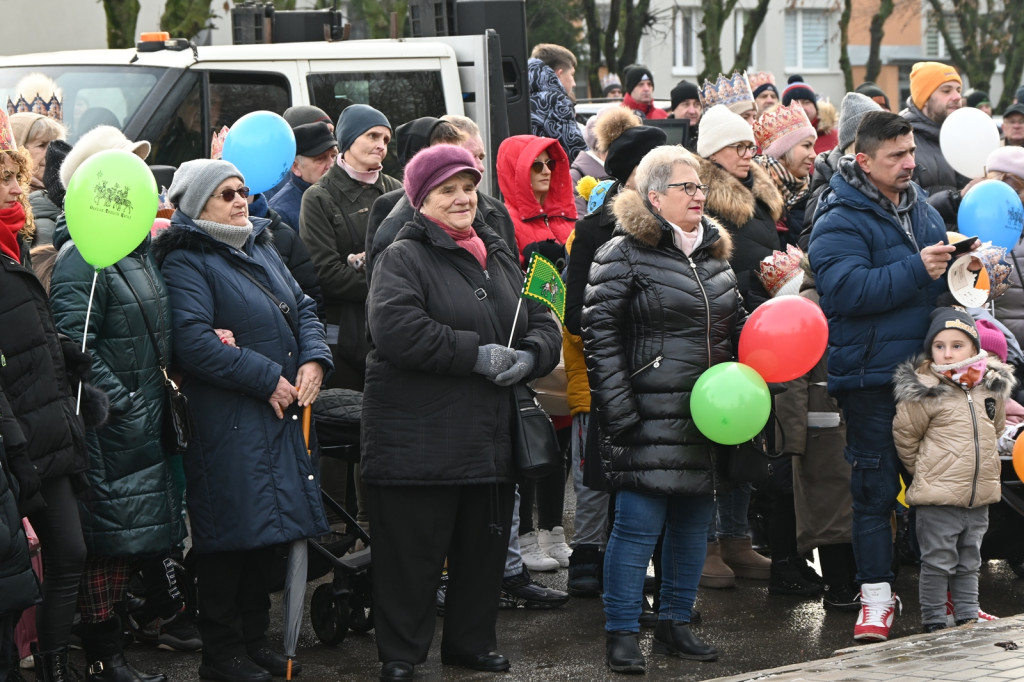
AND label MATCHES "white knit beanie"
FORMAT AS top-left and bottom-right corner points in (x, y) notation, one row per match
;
(697, 105), (754, 158)
(60, 125), (150, 188)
